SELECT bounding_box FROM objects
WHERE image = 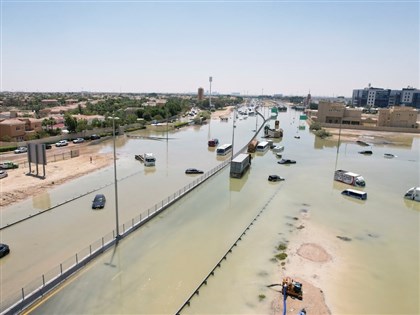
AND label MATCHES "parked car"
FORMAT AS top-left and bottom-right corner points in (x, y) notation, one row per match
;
(14, 146), (27, 154)
(278, 159), (296, 165)
(0, 161), (18, 169)
(90, 134), (101, 140)
(268, 175), (285, 182)
(55, 140), (69, 147)
(0, 170), (8, 179)
(45, 143), (52, 149)
(0, 243), (10, 258)
(92, 194), (106, 209)
(185, 168), (204, 174)
(73, 138), (85, 144)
